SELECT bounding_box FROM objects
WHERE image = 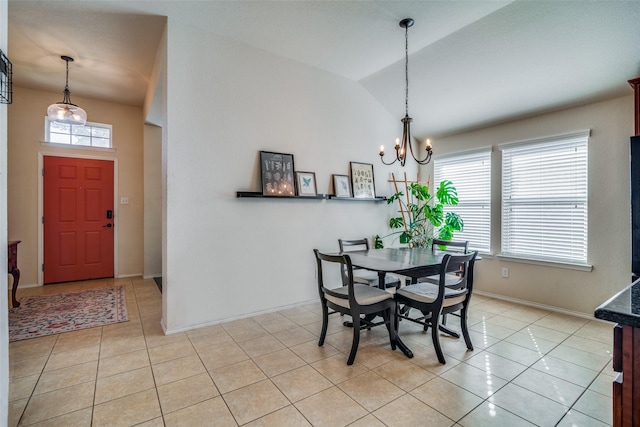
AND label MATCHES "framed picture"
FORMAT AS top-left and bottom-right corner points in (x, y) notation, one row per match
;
(350, 162), (376, 198)
(260, 151), (295, 196)
(295, 171), (317, 197)
(333, 174), (351, 198)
